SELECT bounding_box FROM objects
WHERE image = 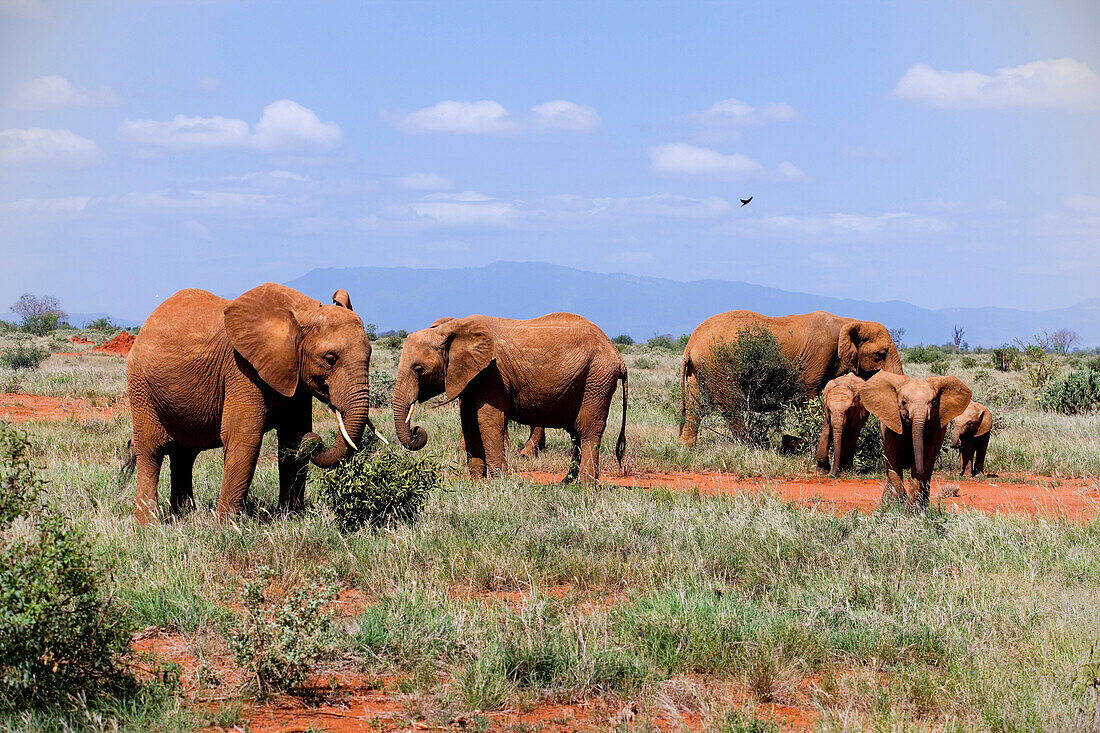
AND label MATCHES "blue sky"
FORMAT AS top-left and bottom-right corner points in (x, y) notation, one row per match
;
(1, 0), (1098, 321)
